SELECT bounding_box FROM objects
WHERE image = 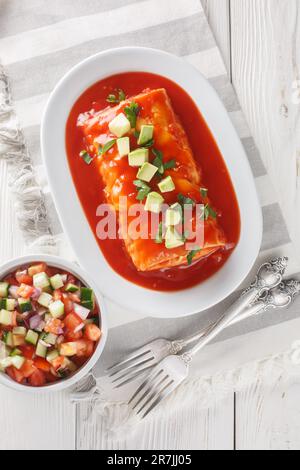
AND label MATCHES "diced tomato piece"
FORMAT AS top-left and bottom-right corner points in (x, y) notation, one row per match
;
(51, 356), (65, 371)
(45, 372), (59, 383)
(29, 369), (46, 387)
(4, 275), (19, 286)
(17, 283), (34, 299)
(28, 263), (47, 276)
(6, 366), (25, 384)
(64, 312), (83, 332)
(34, 357), (51, 372)
(15, 272), (33, 285)
(68, 293), (81, 303)
(11, 311), (17, 327)
(20, 360), (36, 378)
(19, 344), (35, 360)
(84, 324), (102, 342)
(75, 339), (94, 358)
(44, 318), (64, 335)
(53, 289), (62, 301)
(65, 330), (83, 341)
(62, 294), (73, 314)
